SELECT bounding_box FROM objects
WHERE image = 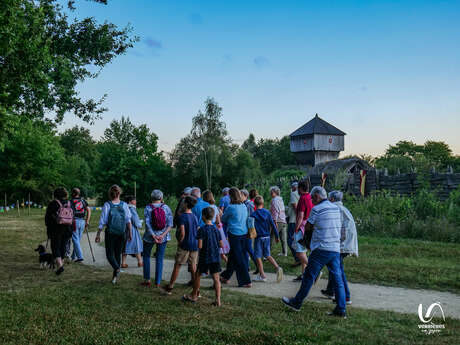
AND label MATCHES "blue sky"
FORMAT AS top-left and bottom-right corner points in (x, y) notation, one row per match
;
(61, 0), (460, 156)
